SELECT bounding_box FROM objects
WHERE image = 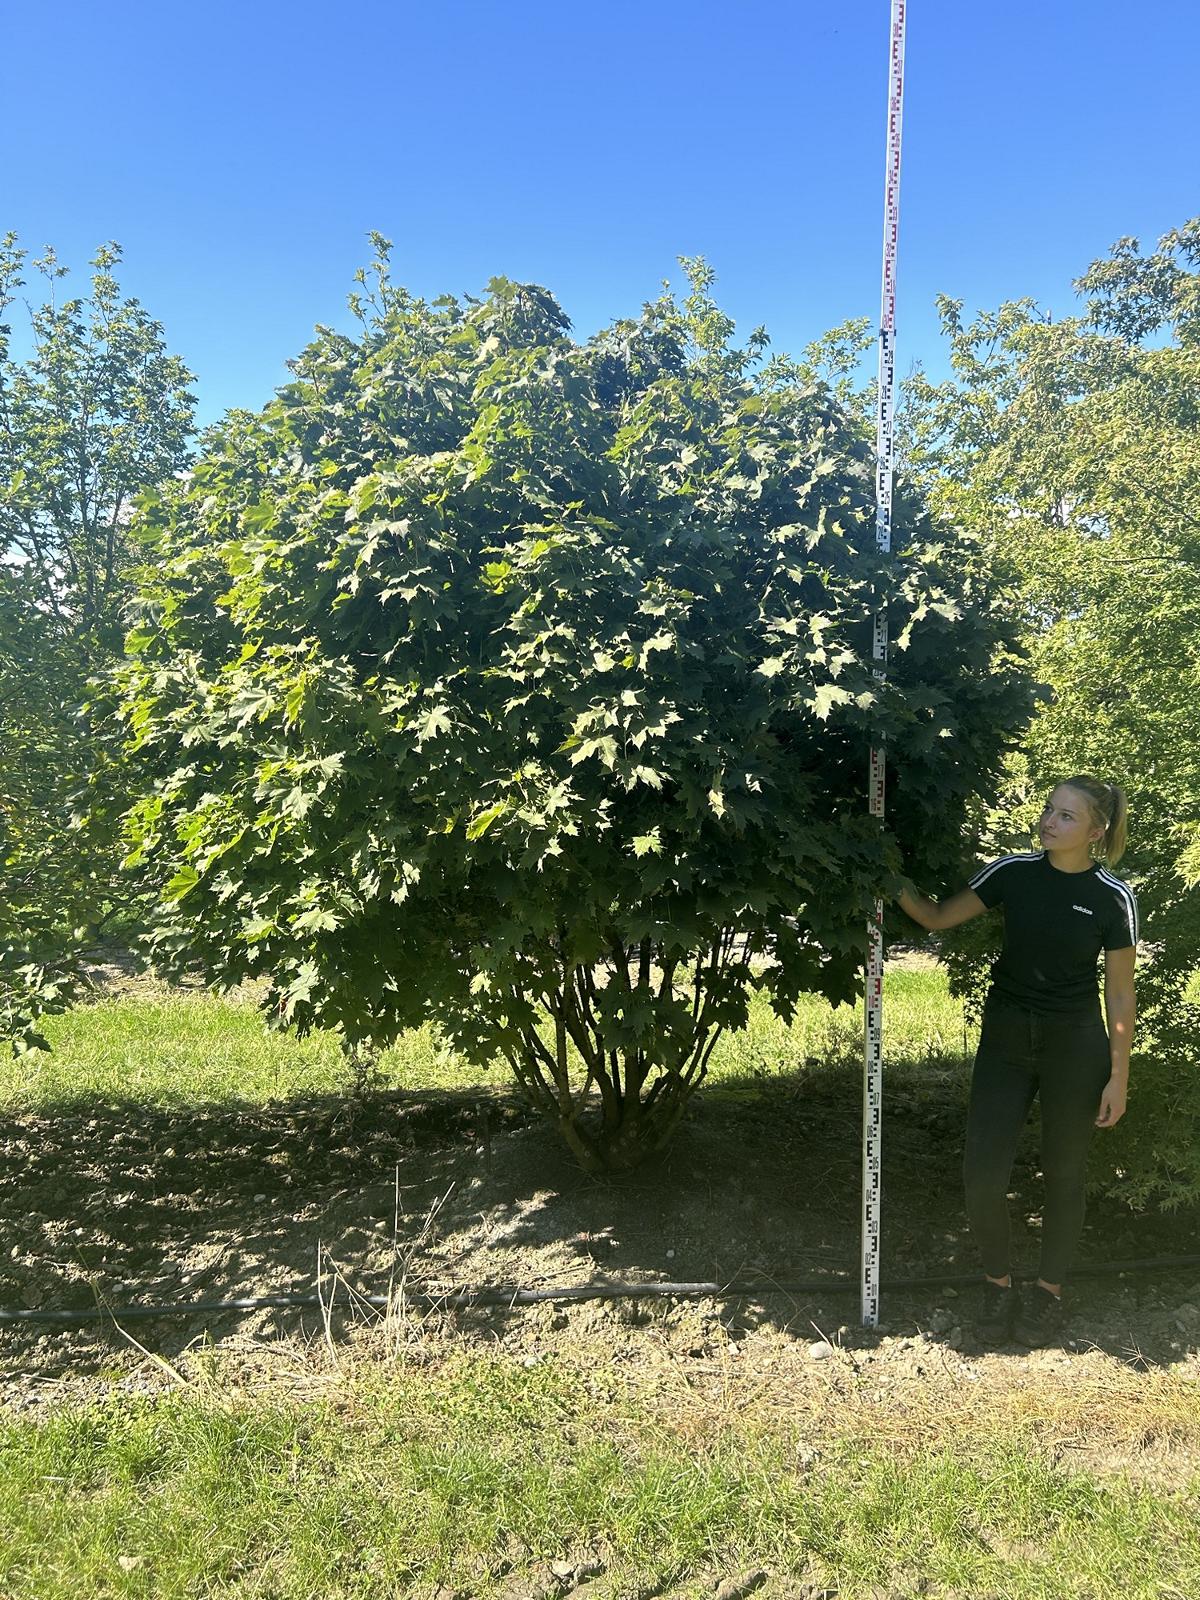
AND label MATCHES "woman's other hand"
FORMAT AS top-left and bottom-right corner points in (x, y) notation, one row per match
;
(1095, 1075), (1128, 1128)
